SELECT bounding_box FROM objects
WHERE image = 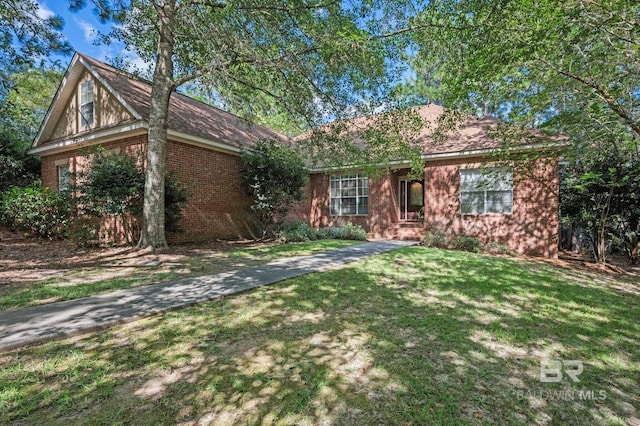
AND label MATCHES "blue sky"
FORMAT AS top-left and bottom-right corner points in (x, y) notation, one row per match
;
(38, 1), (145, 70)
